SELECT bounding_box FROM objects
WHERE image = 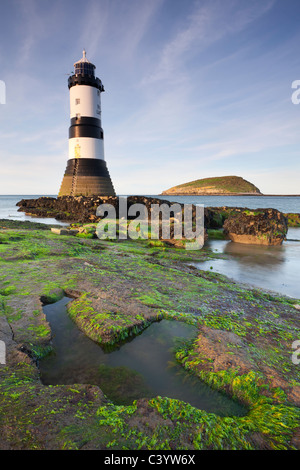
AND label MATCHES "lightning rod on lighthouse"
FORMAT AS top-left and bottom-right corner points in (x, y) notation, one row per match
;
(59, 50), (115, 197)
